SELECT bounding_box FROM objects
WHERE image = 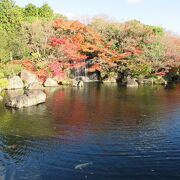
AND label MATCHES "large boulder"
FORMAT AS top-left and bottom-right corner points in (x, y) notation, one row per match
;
(21, 70), (39, 86)
(6, 89), (24, 98)
(138, 76), (167, 85)
(60, 79), (73, 86)
(5, 90), (46, 108)
(126, 76), (138, 88)
(44, 78), (58, 87)
(154, 76), (167, 85)
(27, 82), (44, 90)
(7, 76), (24, 90)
